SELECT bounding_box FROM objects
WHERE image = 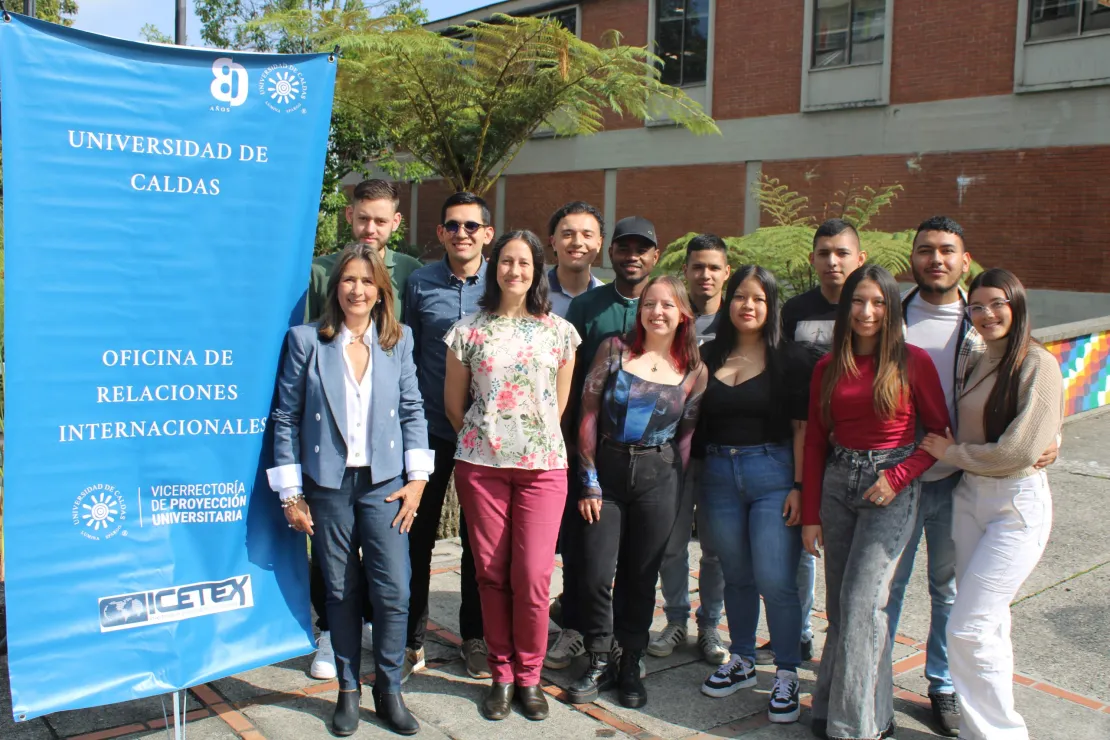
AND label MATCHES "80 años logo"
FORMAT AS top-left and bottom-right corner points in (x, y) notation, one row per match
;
(72, 483), (127, 541)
